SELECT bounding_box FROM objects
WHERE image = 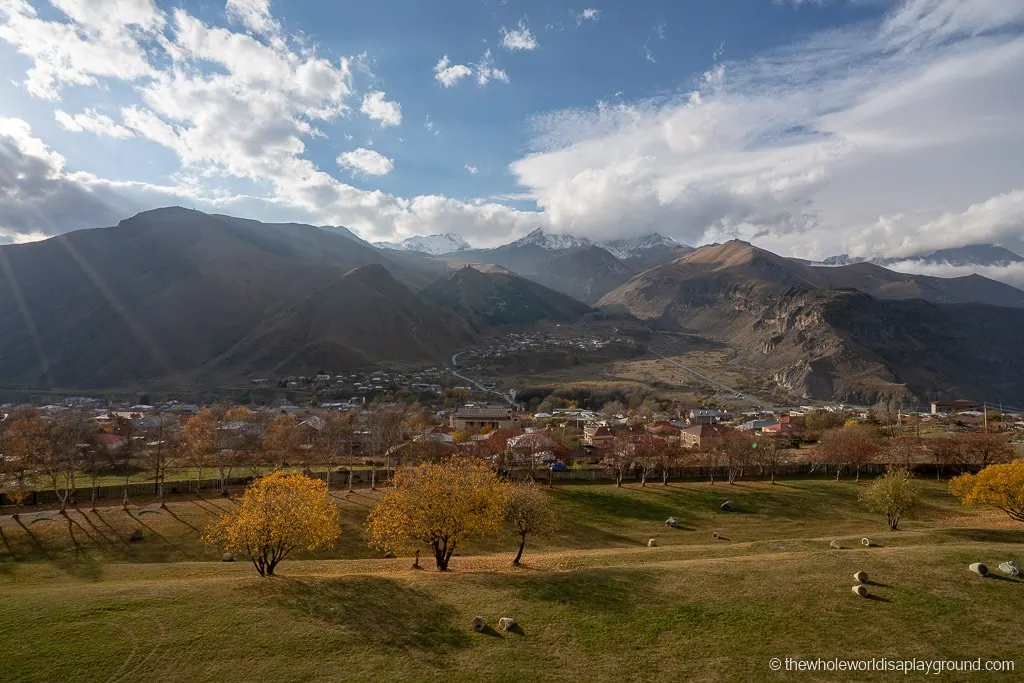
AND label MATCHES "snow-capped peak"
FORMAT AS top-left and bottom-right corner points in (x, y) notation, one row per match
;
(598, 233), (683, 259)
(373, 233), (472, 255)
(512, 228), (594, 251)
